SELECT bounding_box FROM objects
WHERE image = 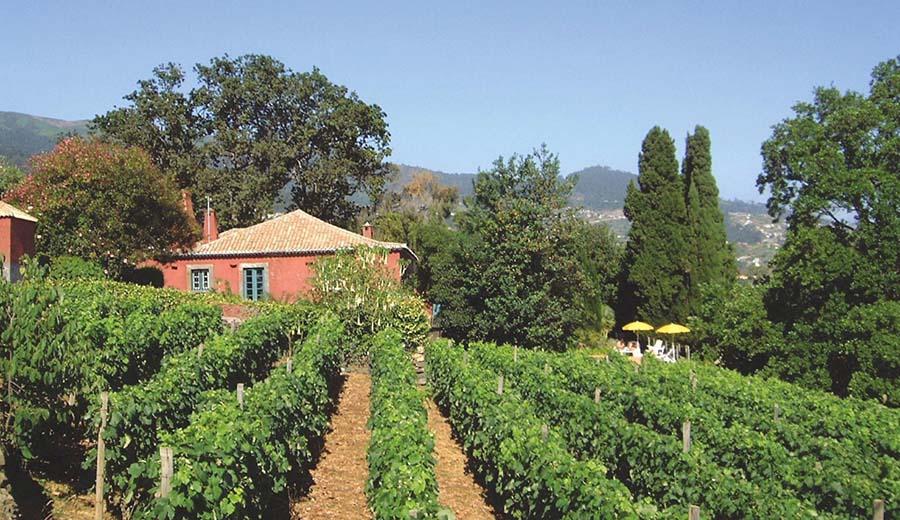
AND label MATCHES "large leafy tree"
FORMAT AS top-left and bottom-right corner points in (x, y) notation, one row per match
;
(4, 137), (196, 278)
(431, 146), (587, 350)
(682, 126), (736, 310)
(620, 127), (692, 324)
(756, 56), (900, 402)
(94, 54), (391, 229)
